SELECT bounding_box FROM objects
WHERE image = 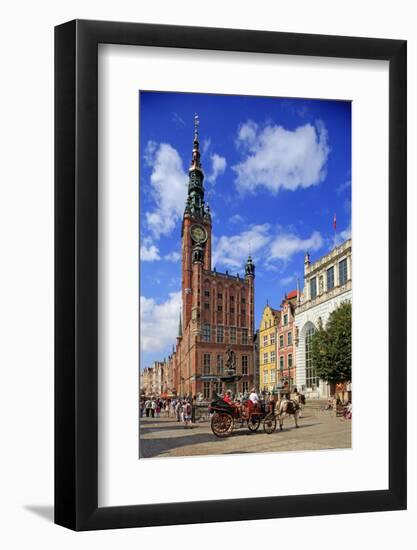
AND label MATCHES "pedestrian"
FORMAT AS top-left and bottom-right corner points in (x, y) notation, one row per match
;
(139, 399), (144, 418)
(175, 400), (182, 422)
(145, 398), (151, 417)
(150, 399), (156, 418)
(191, 395), (197, 424)
(155, 400), (160, 418)
(299, 392), (306, 418)
(182, 399), (192, 428)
